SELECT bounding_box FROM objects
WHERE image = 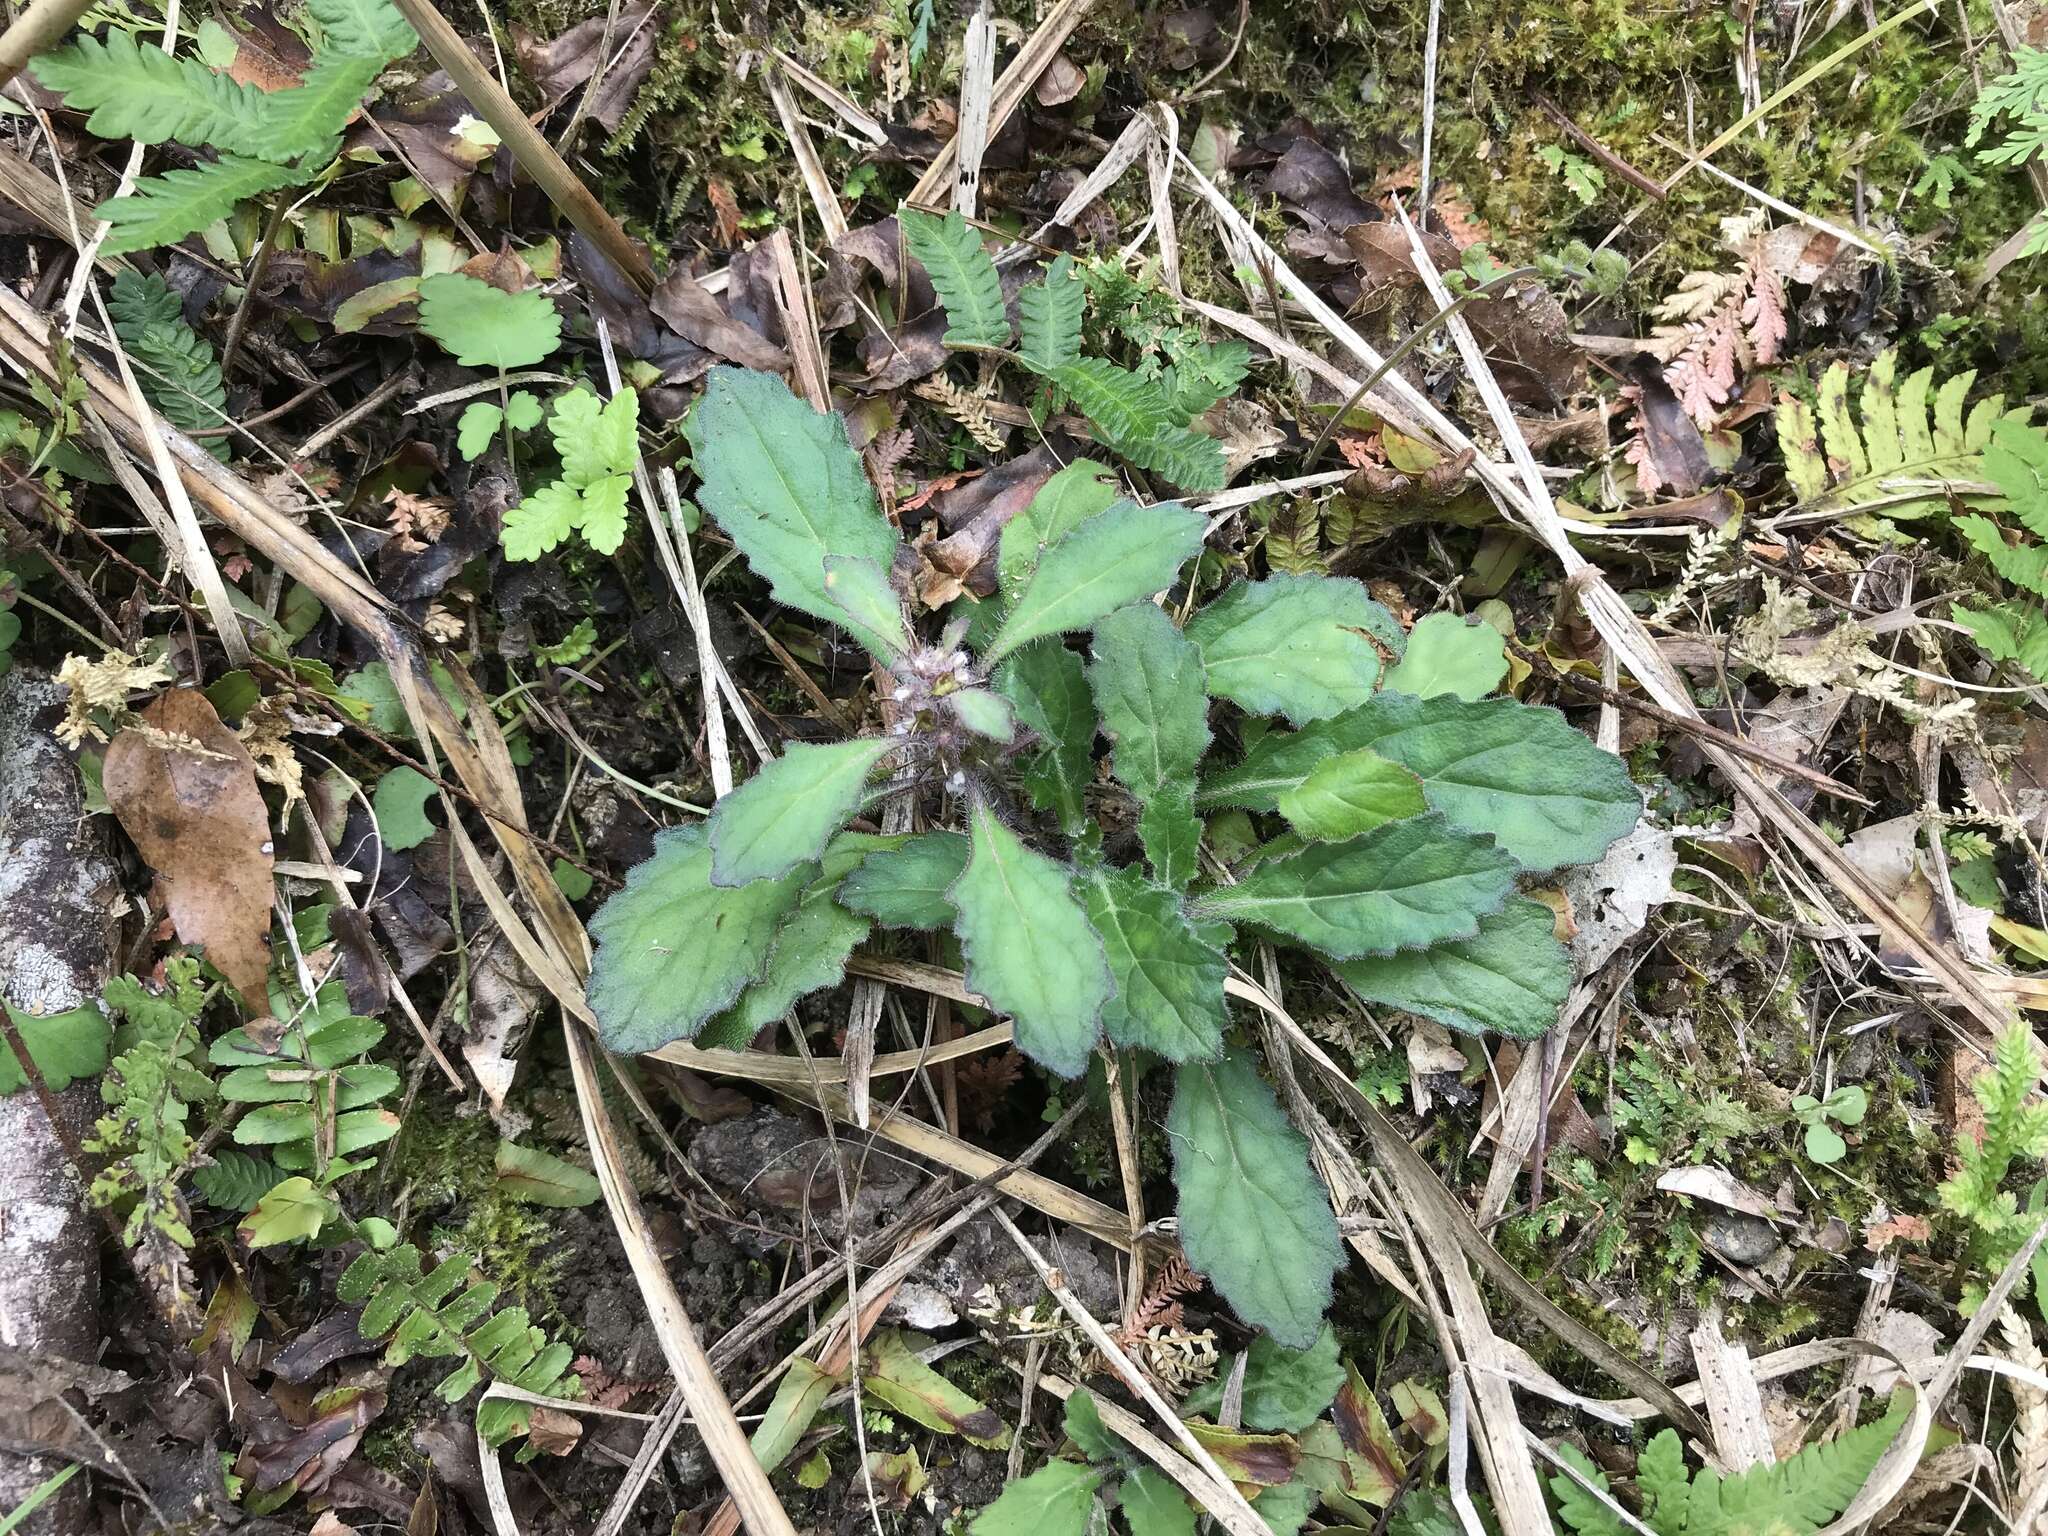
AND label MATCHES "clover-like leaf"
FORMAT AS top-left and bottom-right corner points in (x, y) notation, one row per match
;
(1184, 574), (1404, 725)
(1190, 814), (1516, 960)
(709, 738), (895, 886)
(416, 273), (561, 369)
(1335, 897), (1570, 1039)
(1079, 864), (1227, 1062)
(1169, 1050), (1342, 1347)
(948, 801), (1111, 1077)
(587, 825), (809, 1053)
(984, 500), (1206, 663)
(687, 367), (907, 662)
